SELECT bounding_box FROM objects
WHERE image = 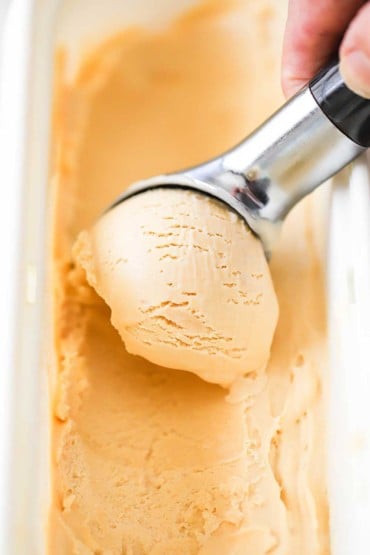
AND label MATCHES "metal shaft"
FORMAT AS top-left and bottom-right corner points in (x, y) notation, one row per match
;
(189, 86), (363, 249)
